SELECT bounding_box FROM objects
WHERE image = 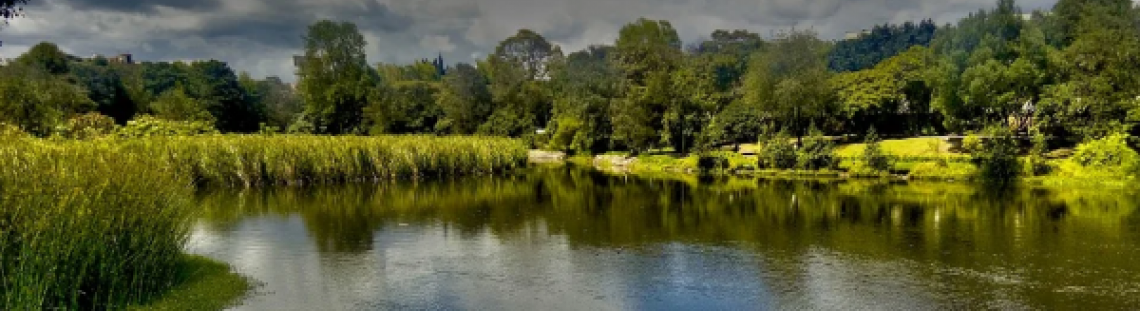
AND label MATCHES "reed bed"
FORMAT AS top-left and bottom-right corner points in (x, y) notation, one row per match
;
(113, 135), (528, 187)
(0, 139), (194, 309)
(0, 134), (527, 309)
